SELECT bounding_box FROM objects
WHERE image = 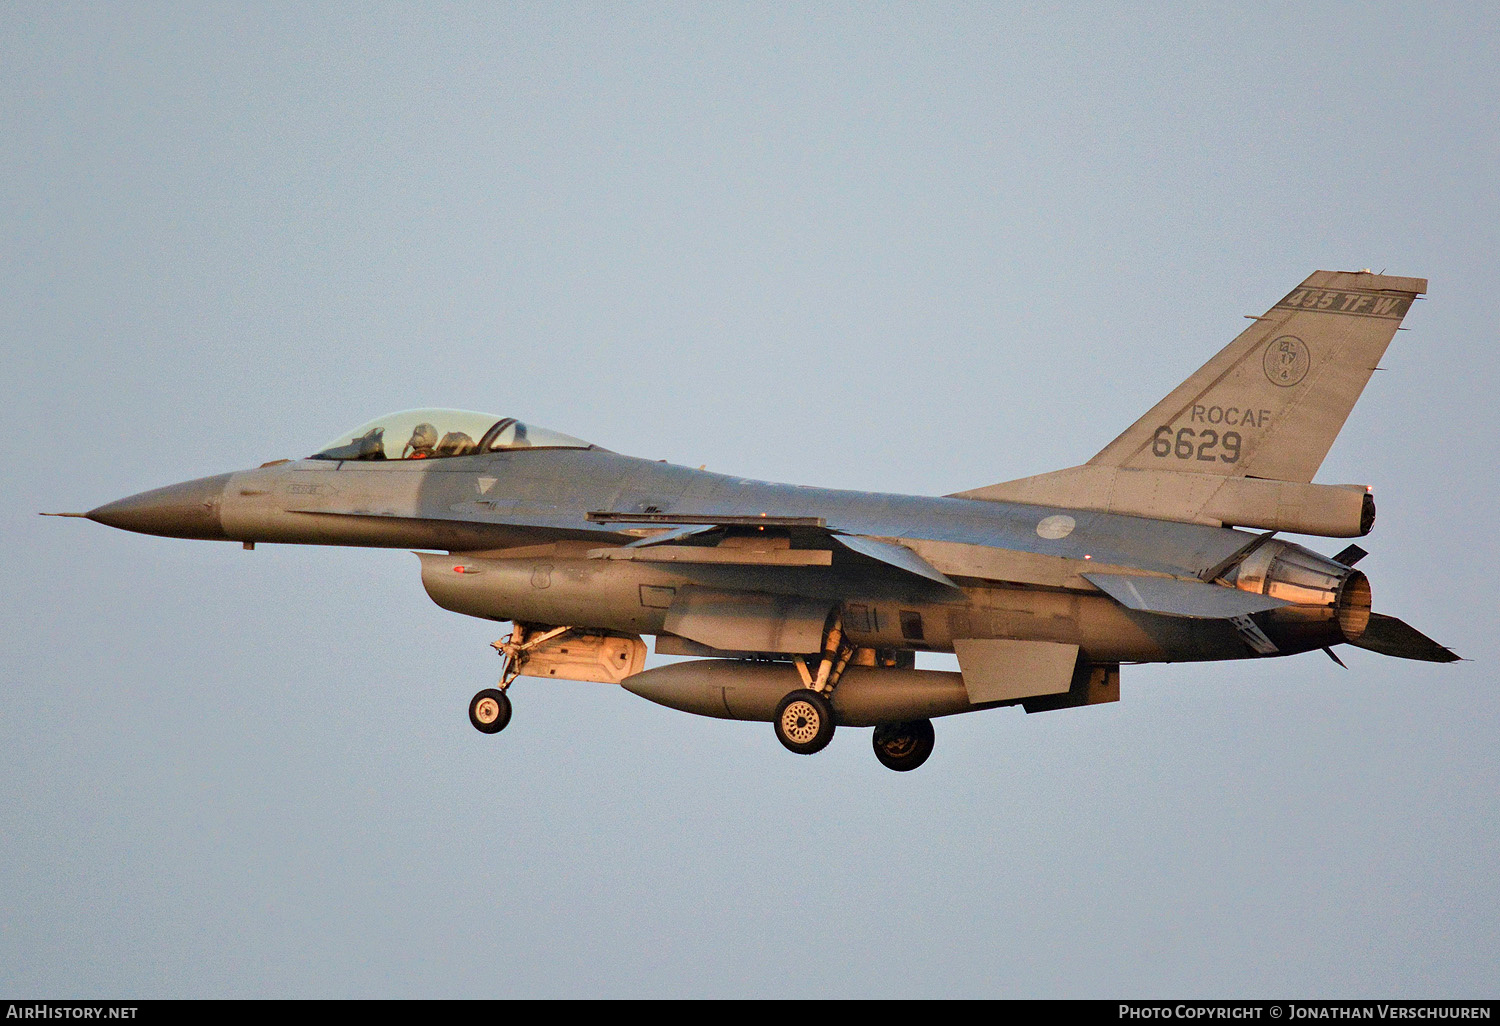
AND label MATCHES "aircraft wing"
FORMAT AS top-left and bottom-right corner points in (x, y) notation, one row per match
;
(585, 511), (960, 590)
